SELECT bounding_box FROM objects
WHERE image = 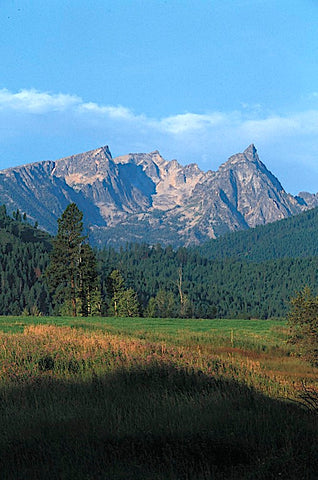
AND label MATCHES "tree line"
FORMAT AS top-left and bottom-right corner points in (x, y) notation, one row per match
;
(1, 203), (318, 321)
